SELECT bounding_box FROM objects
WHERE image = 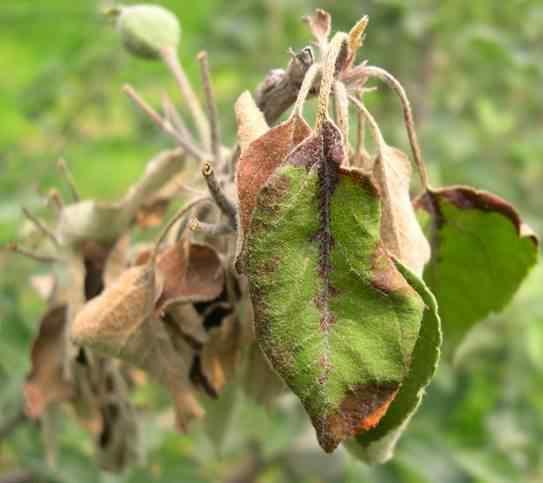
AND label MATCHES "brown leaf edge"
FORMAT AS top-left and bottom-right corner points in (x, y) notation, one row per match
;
(24, 305), (73, 419)
(414, 185), (539, 246)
